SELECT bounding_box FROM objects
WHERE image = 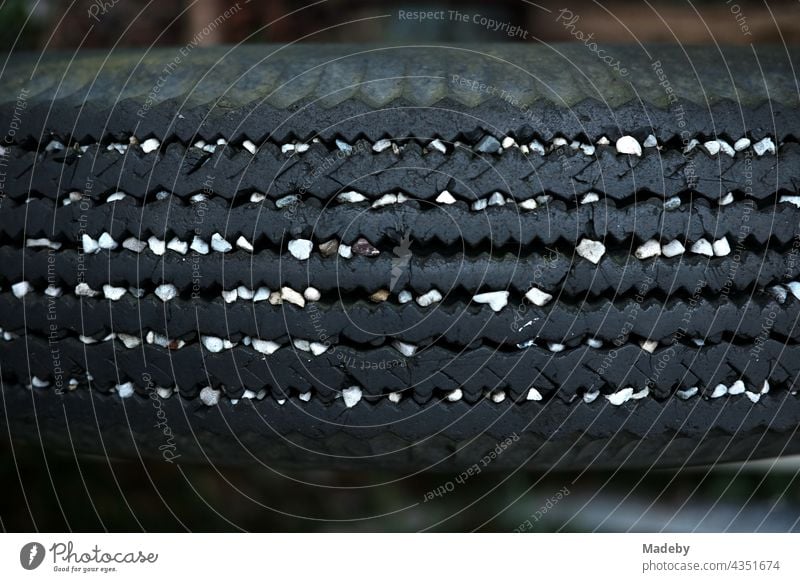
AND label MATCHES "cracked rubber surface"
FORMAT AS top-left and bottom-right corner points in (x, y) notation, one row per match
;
(2, 44), (800, 471)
